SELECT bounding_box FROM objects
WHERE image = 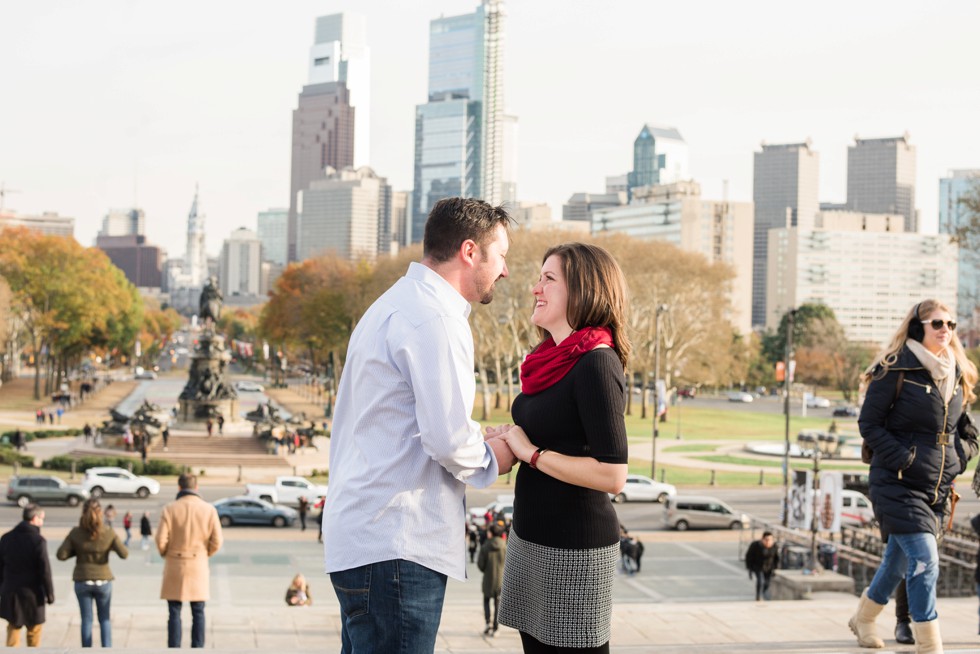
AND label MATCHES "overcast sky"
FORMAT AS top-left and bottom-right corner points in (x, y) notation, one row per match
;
(2, 1), (979, 258)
